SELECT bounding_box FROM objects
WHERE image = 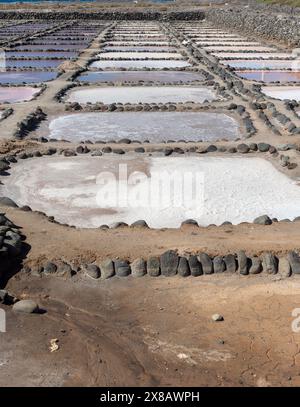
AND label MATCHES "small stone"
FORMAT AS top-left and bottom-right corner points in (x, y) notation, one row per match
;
(13, 299), (39, 314)
(188, 255), (202, 276)
(249, 257), (262, 274)
(287, 251), (300, 274)
(262, 252), (278, 274)
(212, 314), (224, 322)
(278, 257), (291, 278)
(224, 254), (237, 273)
(43, 262), (57, 274)
(213, 256), (225, 273)
(253, 215), (272, 225)
(237, 143), (250, 153)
